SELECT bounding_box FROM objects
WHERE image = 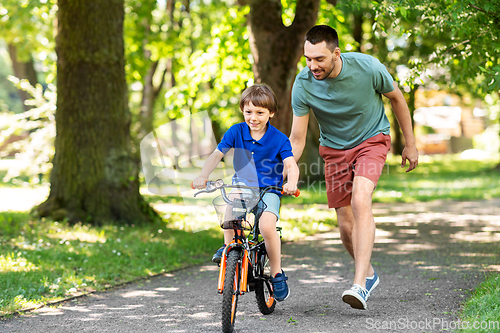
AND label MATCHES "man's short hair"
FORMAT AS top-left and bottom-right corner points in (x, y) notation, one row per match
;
(240, 84), (278, 114)
(305, 25), (339, 52)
